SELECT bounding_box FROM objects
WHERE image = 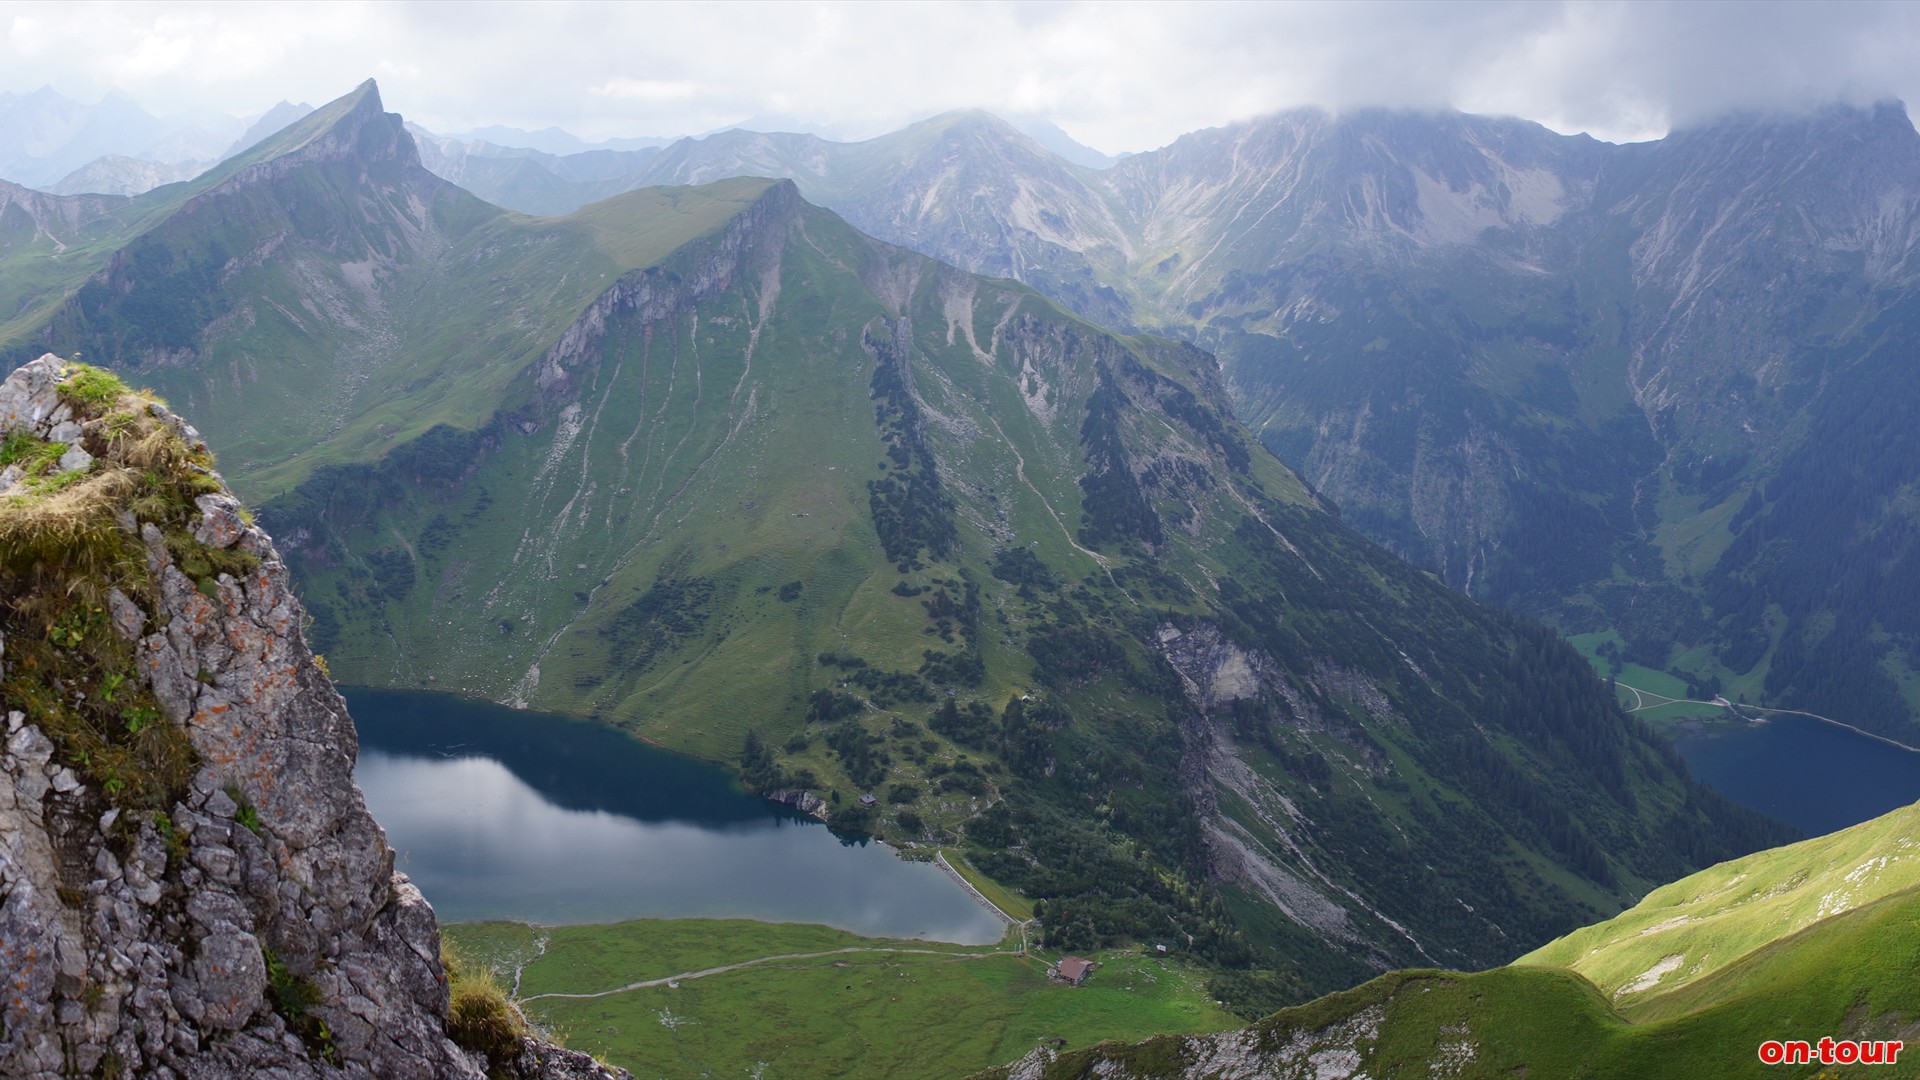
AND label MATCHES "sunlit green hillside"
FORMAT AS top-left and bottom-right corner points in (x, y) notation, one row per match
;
(1010, 800), (1920, 1077)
